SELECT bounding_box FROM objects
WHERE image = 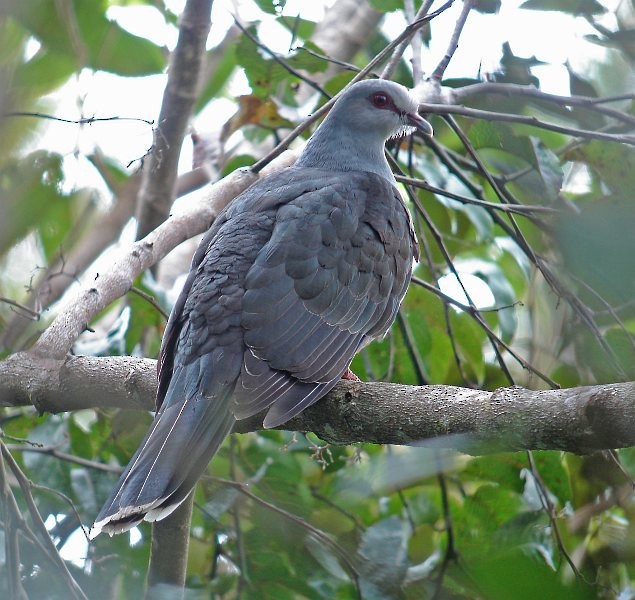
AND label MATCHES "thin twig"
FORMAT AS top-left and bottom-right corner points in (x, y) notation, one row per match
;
(0, 296), (41, 320)
(31, 482), (90, 545)
(526, 451), (588, 583)
(210, 477), (362, 599)
(1, 442), (88, 600)
(1, 111), (154, 126)
(0, 446), (28, 599)
(381, 0), (434, 80)
(229, 436), (248, 597)
(310, 487), (365, 532)
(453, 82), (635, 127)
(397, 309), (429, 384)
(129, 286), (170, 320)
(392, 155), (519, 384)
(409, 275), (556, 387)
(432, 467), (456, 599)
(235, 19), (330, 100)
(5, 444), (123, 473)
(410, 277), (519, 316)
(250, 0), (455, 173)
(419, 121), (626, 379)
(431, 0), (473, 81)
(569, 275), (635, 351)
(419, 103), (635, 145)
(396, 175), (556, 215)
(294, 46), (363, 75)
